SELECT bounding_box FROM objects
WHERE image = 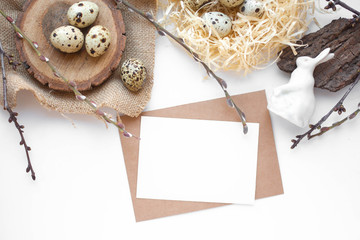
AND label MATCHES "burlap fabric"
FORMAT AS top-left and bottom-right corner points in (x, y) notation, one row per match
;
(0, 0), (156, 117)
